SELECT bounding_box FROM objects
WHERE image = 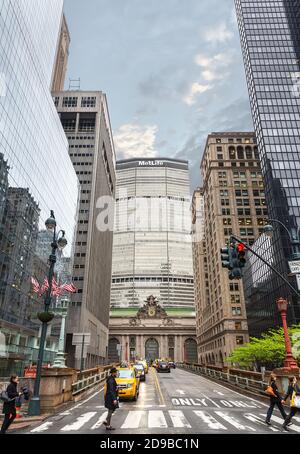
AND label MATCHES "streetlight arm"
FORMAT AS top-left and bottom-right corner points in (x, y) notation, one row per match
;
(230, 234), (300, 299)
(267, 218), (294, 241)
